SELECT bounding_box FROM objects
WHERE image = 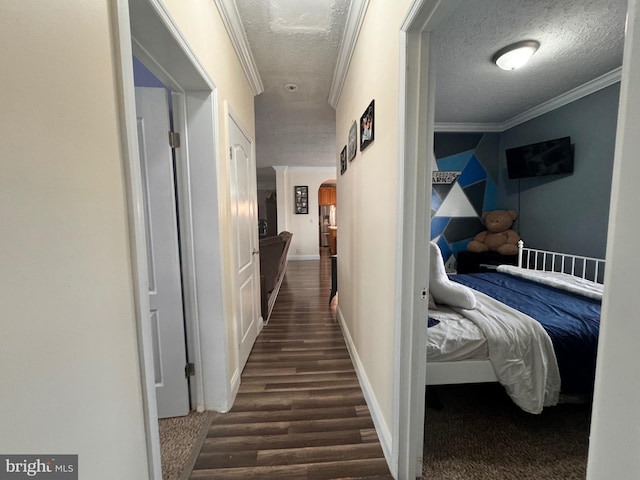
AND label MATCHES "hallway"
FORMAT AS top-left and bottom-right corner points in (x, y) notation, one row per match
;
(188, 251), (393, 479)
